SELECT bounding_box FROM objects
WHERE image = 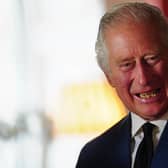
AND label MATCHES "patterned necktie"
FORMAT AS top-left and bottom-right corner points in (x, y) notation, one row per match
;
(134, 122), (155, 168)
